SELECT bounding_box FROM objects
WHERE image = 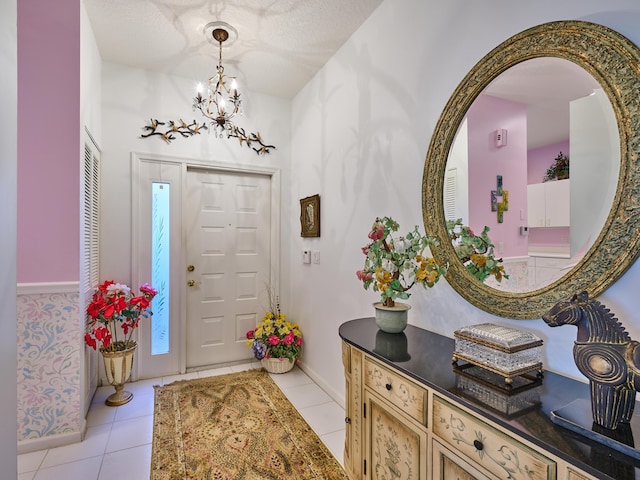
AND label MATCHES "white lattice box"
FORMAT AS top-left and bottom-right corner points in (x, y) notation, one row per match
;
(452, 323), (543, 385)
